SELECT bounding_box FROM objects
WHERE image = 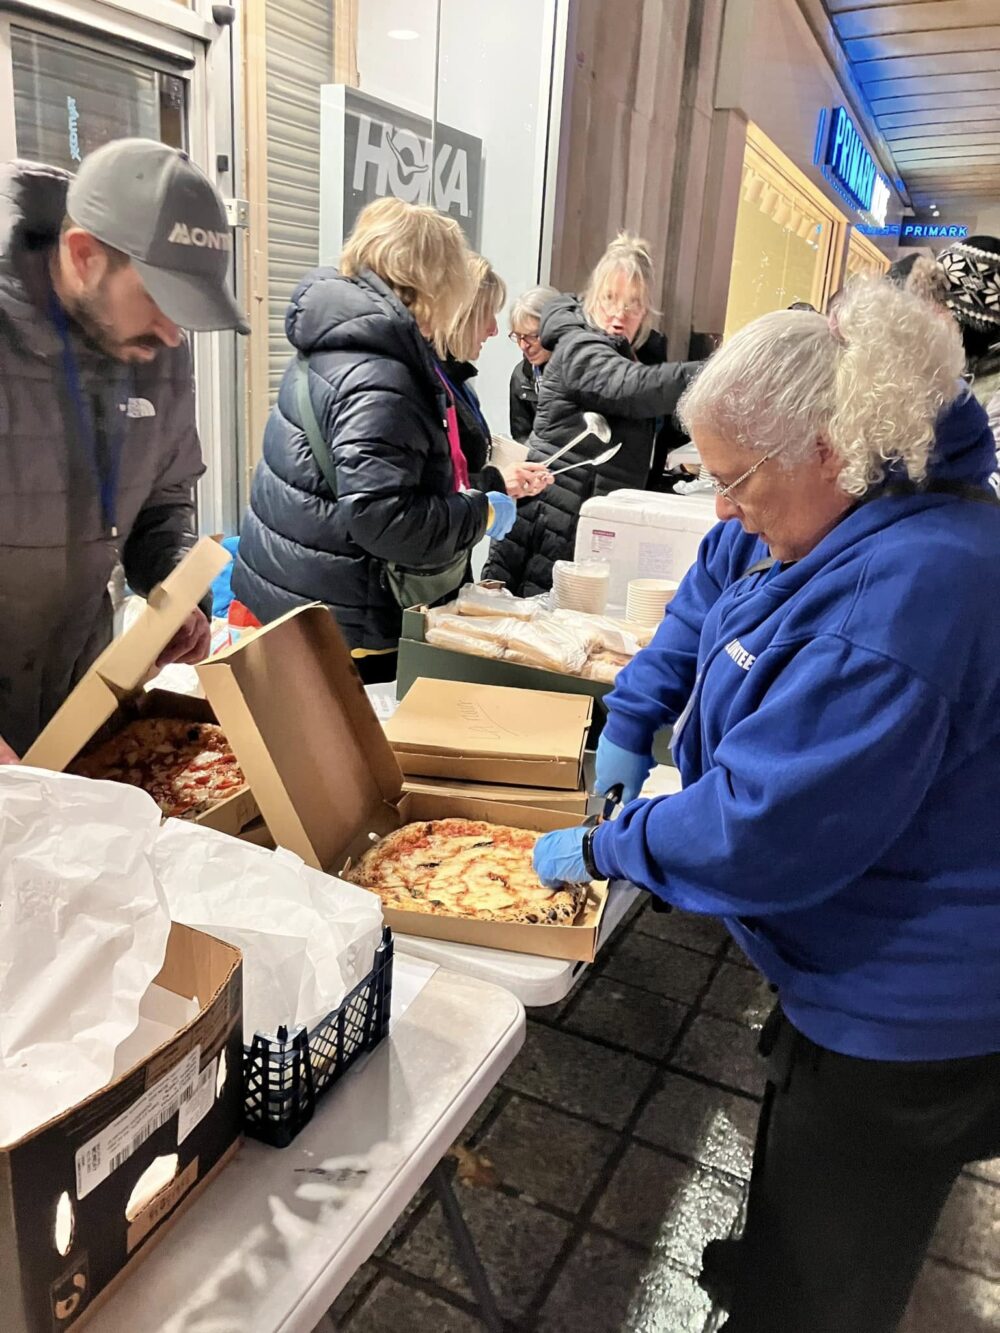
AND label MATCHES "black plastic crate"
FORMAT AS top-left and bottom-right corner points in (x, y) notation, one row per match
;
(243, 926), (394, 1147)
